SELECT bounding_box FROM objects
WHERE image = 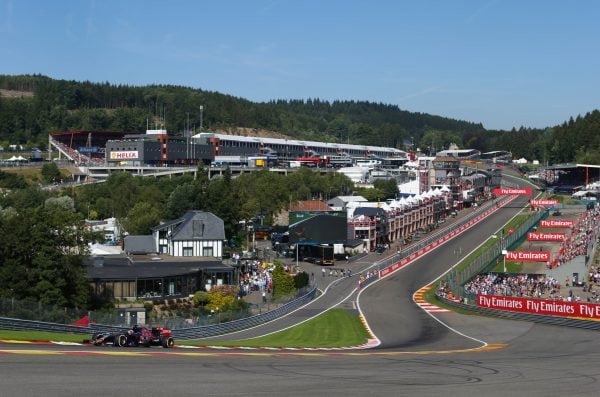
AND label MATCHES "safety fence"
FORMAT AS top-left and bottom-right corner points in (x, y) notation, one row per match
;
(441, 208), (548, 297)
(437, 295), (600, 331)
(0, 286), (318, 340)
(357, 194), (519, 289)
